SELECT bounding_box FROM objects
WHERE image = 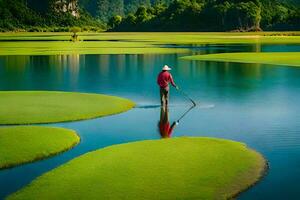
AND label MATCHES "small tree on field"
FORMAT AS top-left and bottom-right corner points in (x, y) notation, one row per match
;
(70, 26), (81, 41)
